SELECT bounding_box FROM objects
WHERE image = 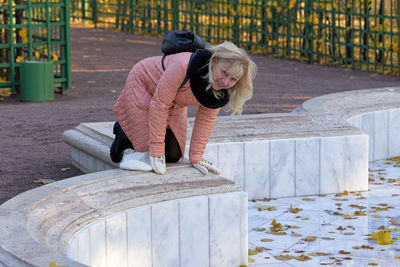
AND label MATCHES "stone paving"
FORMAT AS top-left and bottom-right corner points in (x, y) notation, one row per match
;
(248, 157), (400, 266)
